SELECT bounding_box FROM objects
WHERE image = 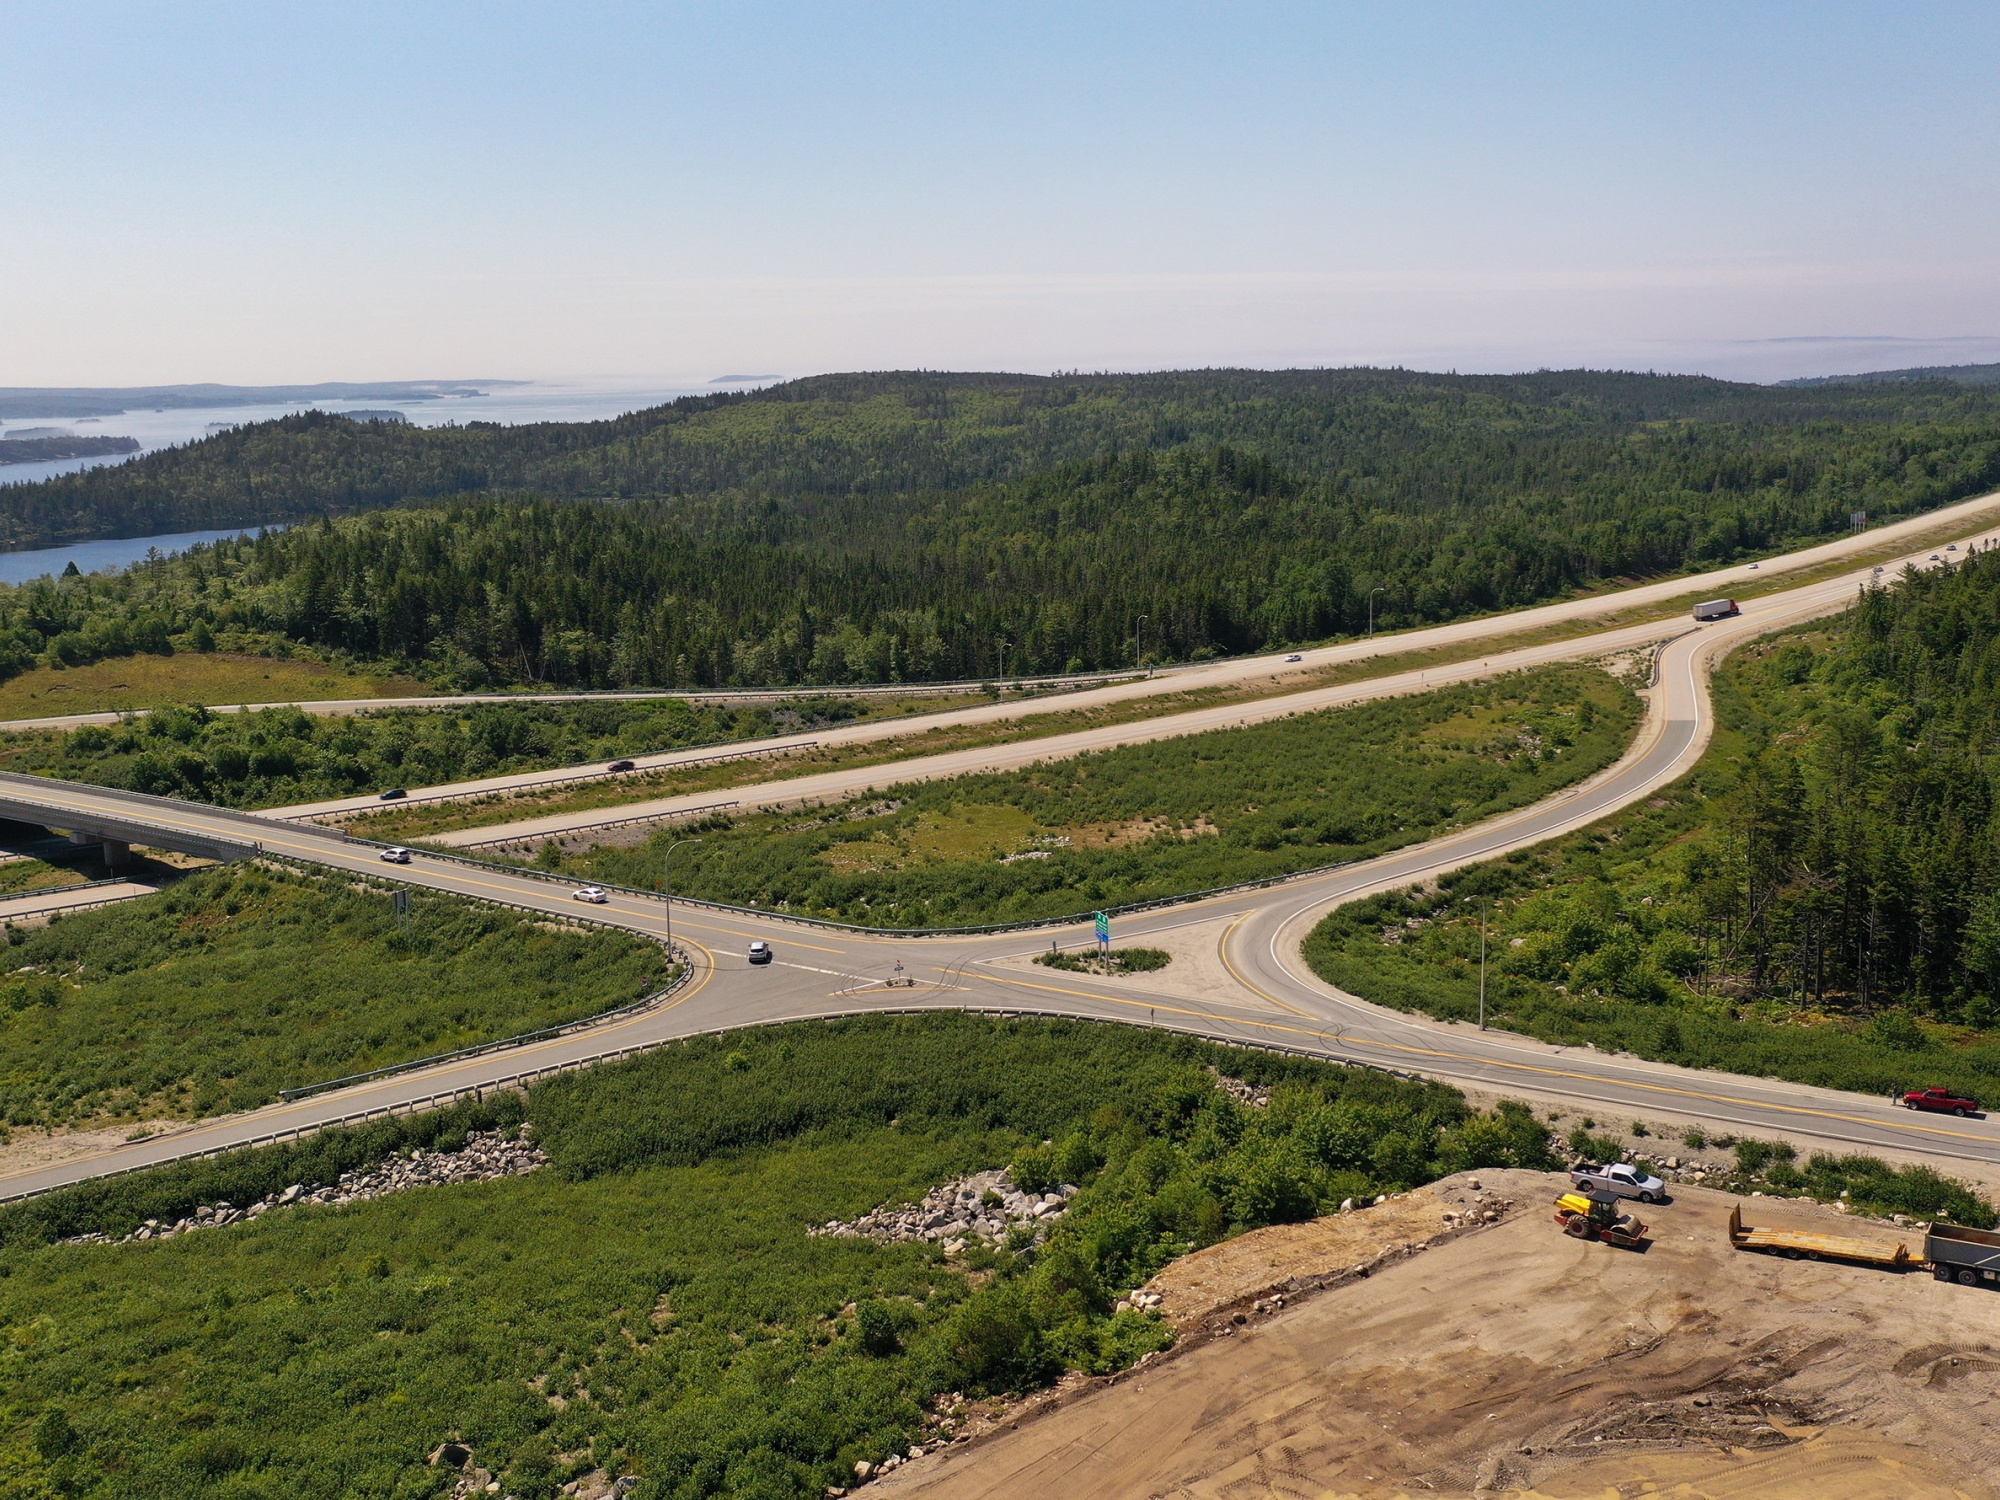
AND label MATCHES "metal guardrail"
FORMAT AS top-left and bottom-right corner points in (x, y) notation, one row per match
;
(301, 740), (817, 822)
(454, 799), (741, 851)
(0, 1002), (1421, 1208)
(393, 828), (1394, 940)
(245, 854), (690, 1101)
